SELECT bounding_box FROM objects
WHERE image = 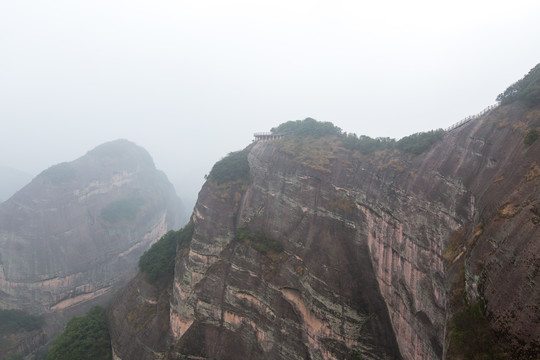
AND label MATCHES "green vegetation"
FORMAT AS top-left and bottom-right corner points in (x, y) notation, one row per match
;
(395, 129), (445, 155)
(444, 224), (508, 360)
(100, 197), (145, 223)
(524, 128), (538, 146)
(208, 150), (250, 185)
(138, 223), (194, 284)
(264, 117), (447, 164)
(235, 227), (283, 254)
(46, 306), (111, 360)
(447, 301), (507, 360)
(342, 129), (444, 155)
(41, 163), (77, 183)
(341, 134), (395, 154)
(270, 118), (444, 157)
(497, 62), (540, 107)
(0, 309), (43, 335)
(271, 117), (342, 137)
